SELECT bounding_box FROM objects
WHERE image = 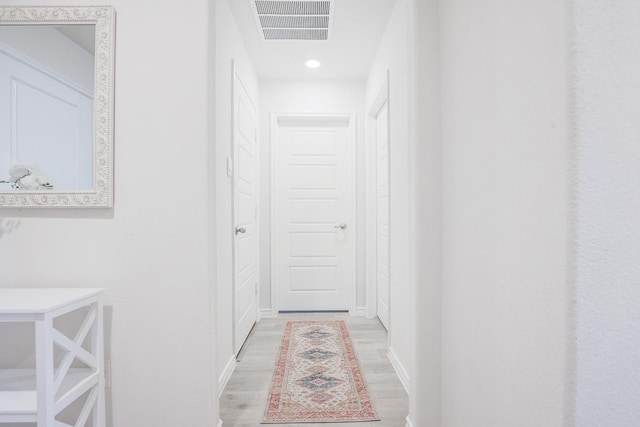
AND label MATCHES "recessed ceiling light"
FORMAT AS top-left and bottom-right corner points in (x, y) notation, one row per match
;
(306, 59), (321, 69)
